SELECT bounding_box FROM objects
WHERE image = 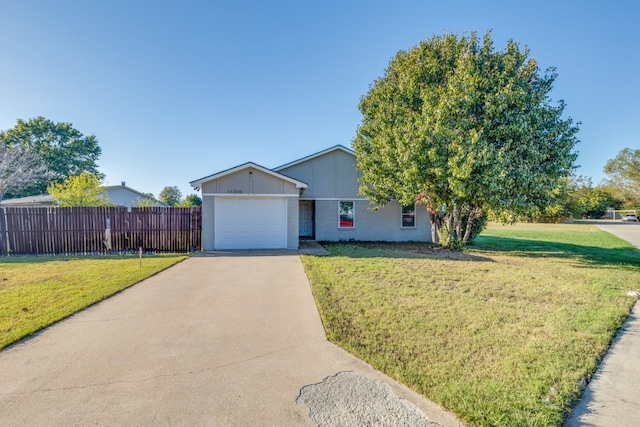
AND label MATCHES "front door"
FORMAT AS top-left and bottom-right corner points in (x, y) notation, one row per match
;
(299, 201), (313, 237)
